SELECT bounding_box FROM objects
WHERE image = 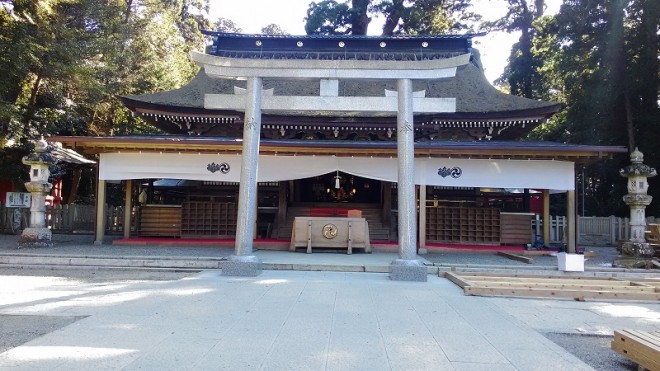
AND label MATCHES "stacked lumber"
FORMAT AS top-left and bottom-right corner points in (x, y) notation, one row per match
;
(444, 272), (660, 301)
(611, 329), (660, 371)
(646, 224), (660, 259)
